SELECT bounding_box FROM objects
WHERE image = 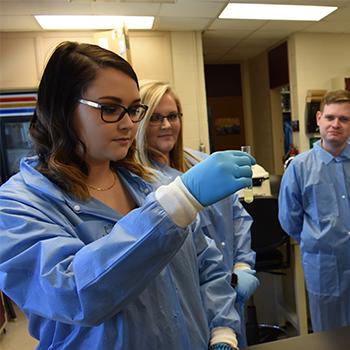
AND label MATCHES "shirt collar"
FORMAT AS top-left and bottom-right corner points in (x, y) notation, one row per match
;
(313, 139), (350, 164)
